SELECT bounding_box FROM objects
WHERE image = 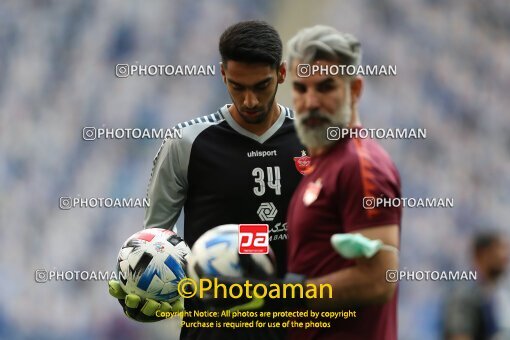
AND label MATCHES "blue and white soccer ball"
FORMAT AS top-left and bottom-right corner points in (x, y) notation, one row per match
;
(117, 228), (190, 302)
(187, 224), (275, 281)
